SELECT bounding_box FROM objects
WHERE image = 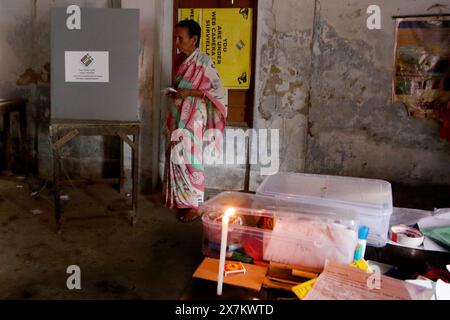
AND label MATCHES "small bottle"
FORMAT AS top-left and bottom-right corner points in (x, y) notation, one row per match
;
(354, 226), (369, 261)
